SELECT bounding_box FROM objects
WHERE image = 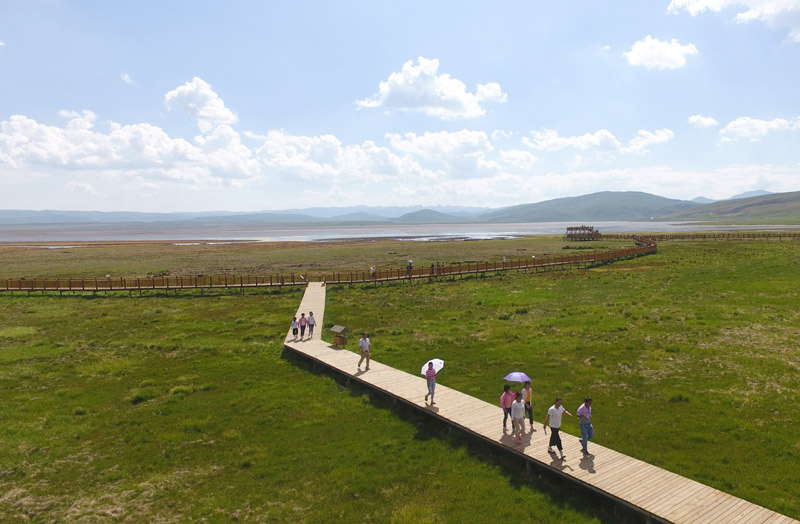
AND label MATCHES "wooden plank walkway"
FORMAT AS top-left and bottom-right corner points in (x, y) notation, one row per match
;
(285, 282), (796, 524)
